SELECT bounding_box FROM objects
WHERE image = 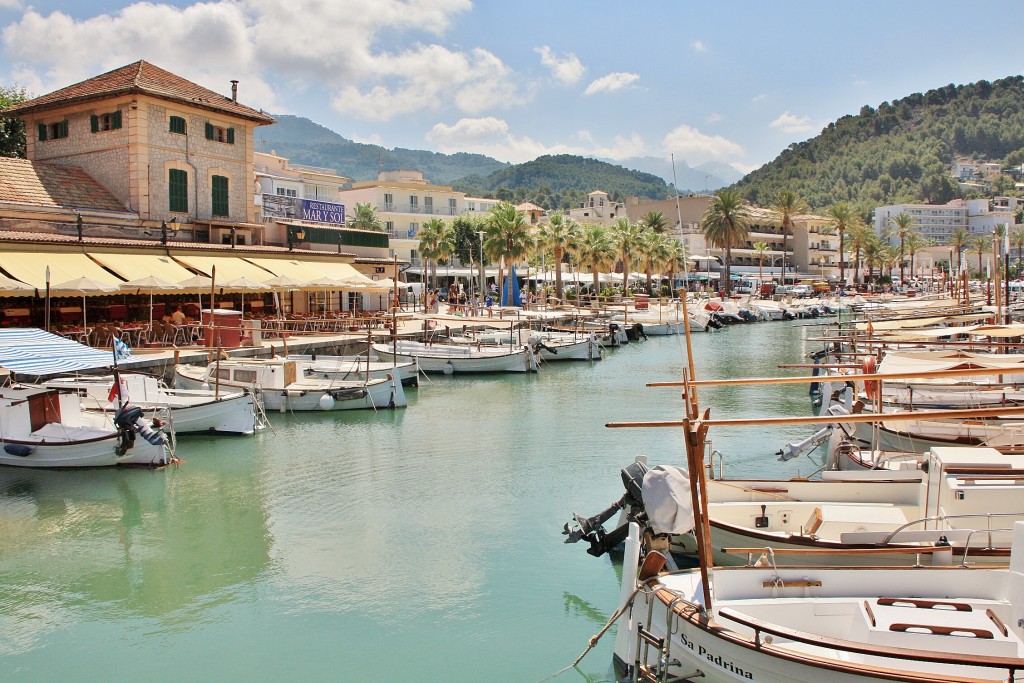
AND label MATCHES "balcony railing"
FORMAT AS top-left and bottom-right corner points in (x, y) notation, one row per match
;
(380, 203), (457, 216)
